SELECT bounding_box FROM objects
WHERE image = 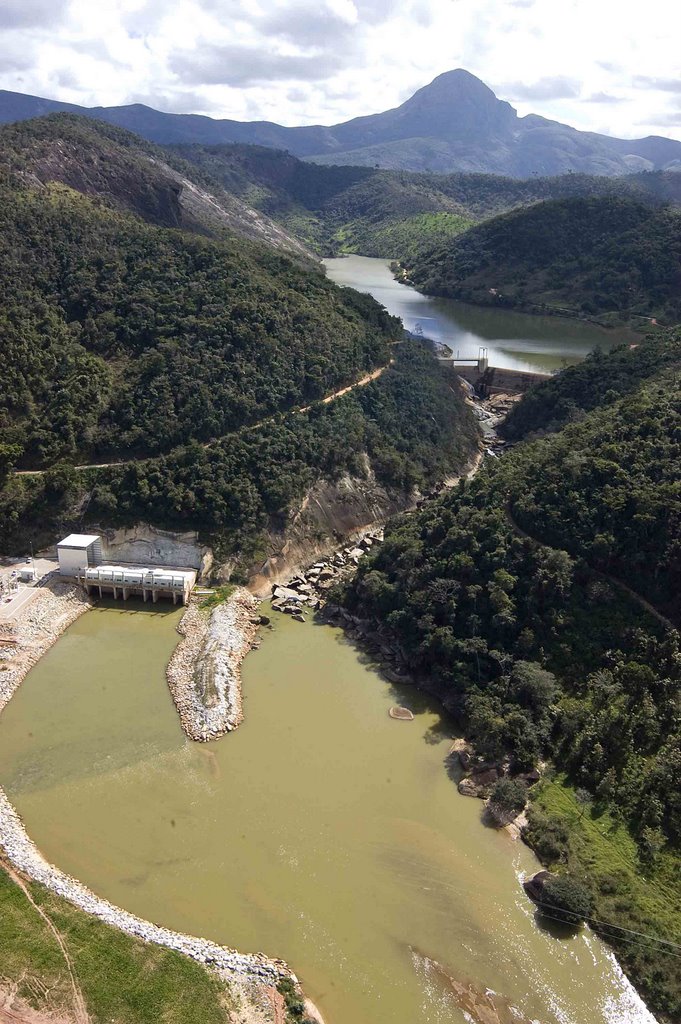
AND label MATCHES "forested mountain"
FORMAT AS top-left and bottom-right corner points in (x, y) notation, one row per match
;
(0, 115), (312, 258)
(0, 181), (391, 467)
(2, 70), (681, 176)
(167, 141), (681, 261)
(340, 330), (681, 1018)
(405, 195), (681, 324)
(0, 117), (479, 554)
